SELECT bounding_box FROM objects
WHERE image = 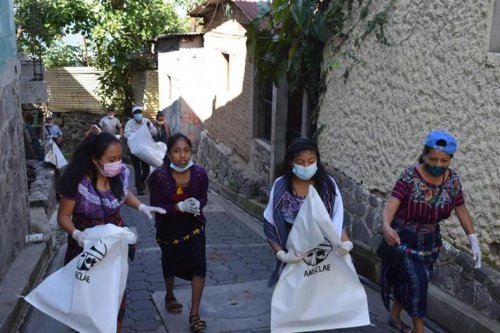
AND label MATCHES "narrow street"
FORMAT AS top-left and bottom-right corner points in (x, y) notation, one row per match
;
(19, 166), (444, 333)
